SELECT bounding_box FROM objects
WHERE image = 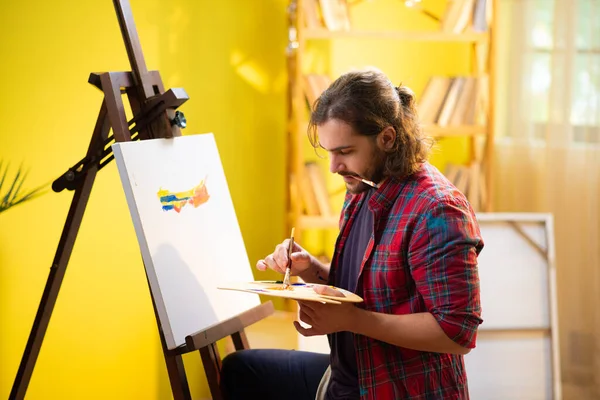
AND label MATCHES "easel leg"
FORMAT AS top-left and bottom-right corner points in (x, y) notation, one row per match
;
(148, 284), (192, 400)
(200, 344), (224, 400)
(10, 101), (111, 400)
(160, 341), (191, 400)
(231, 330), (250, 351)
